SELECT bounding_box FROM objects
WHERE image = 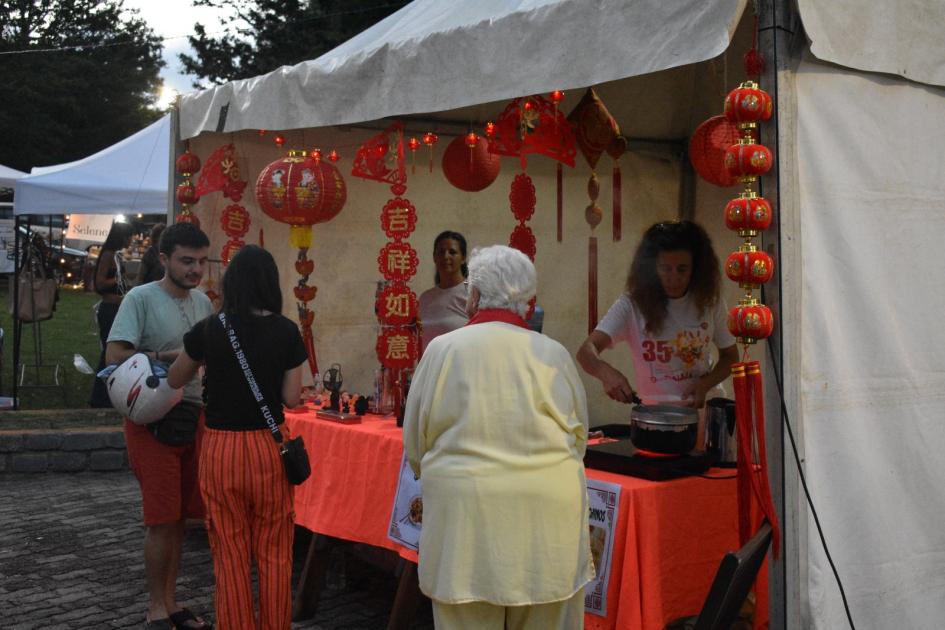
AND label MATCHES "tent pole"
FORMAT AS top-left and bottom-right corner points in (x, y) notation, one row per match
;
(758, 0), (804, 628)
(168, 102), (182, 224)
(11, 215), (21, 409)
